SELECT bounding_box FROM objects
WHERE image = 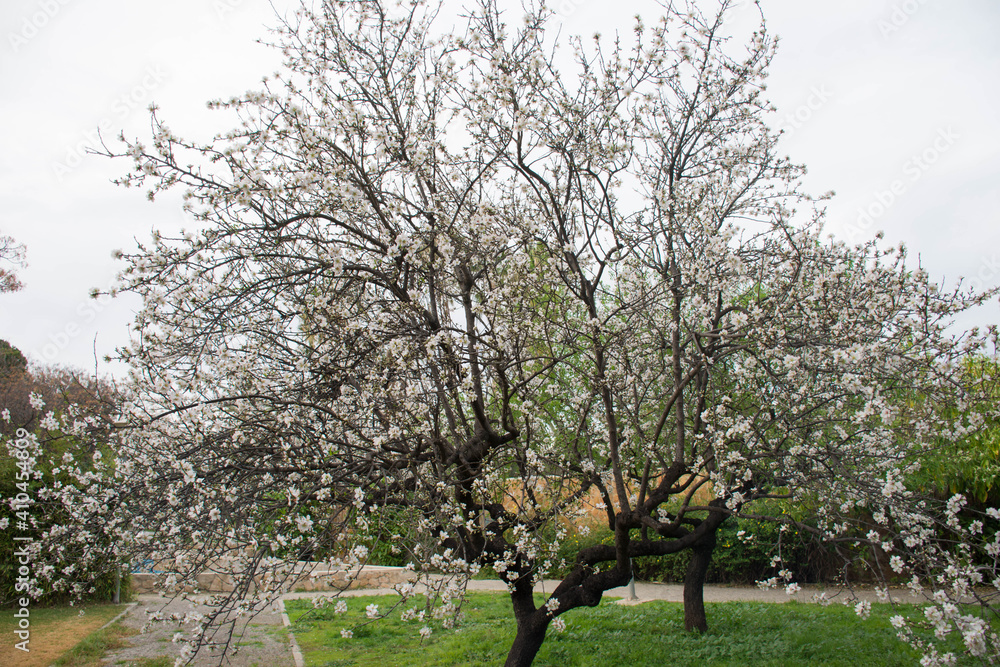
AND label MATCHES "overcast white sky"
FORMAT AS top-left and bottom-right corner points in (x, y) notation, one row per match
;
(1, 0), (998, 375)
